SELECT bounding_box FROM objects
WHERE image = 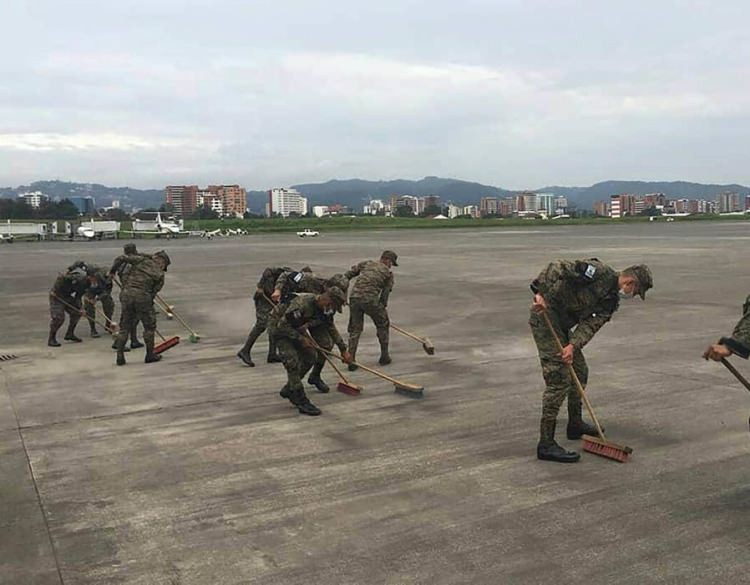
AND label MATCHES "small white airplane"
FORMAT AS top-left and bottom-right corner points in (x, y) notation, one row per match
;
(125, 212), (184, 237)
